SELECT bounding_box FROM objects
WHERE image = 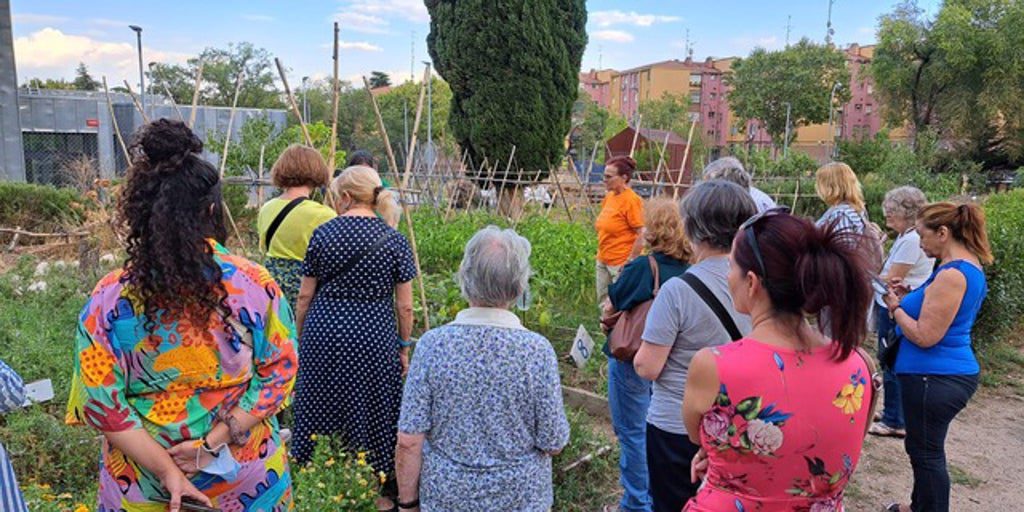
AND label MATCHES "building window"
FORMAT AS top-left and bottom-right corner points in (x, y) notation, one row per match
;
(688, 112), (700, 122)
(710, 92), (717, 100)
(708, 111), (715, 118)
(866, 104), (873, 114)
(867, 84), (874, 94)
(689, 74), (702, 87)
(855, 104), (862, 111)
(690, 92), (701, 104)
